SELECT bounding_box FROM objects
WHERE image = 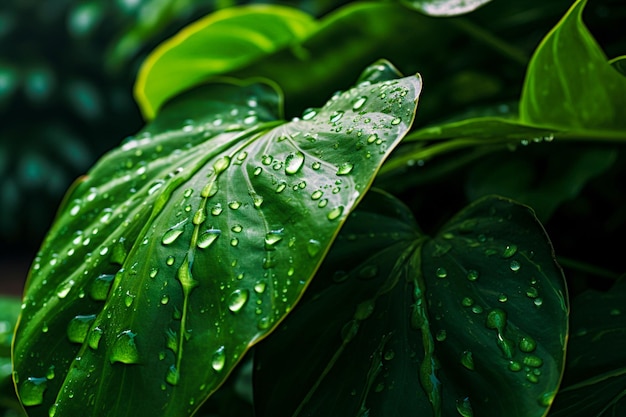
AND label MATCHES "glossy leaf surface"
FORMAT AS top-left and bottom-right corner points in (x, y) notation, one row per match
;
(520, 0), (626, 133)
(401, 0), (493, 16)
(255, 192), (568, 417)
(12, 62), (421, 417)
(549, 280), (626, 417)
(134, 4), (317, 119)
